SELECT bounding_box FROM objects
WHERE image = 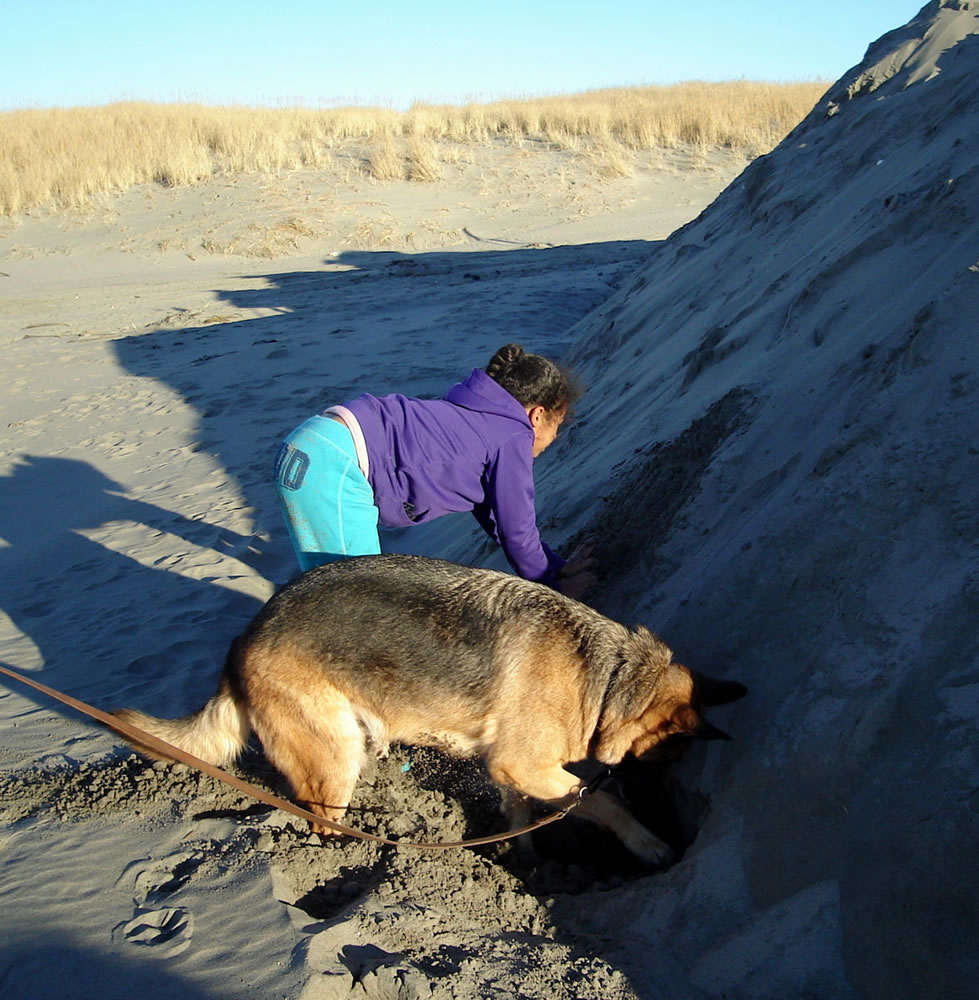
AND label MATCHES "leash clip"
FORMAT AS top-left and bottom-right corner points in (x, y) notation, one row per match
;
(561, 767), (612, 816)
